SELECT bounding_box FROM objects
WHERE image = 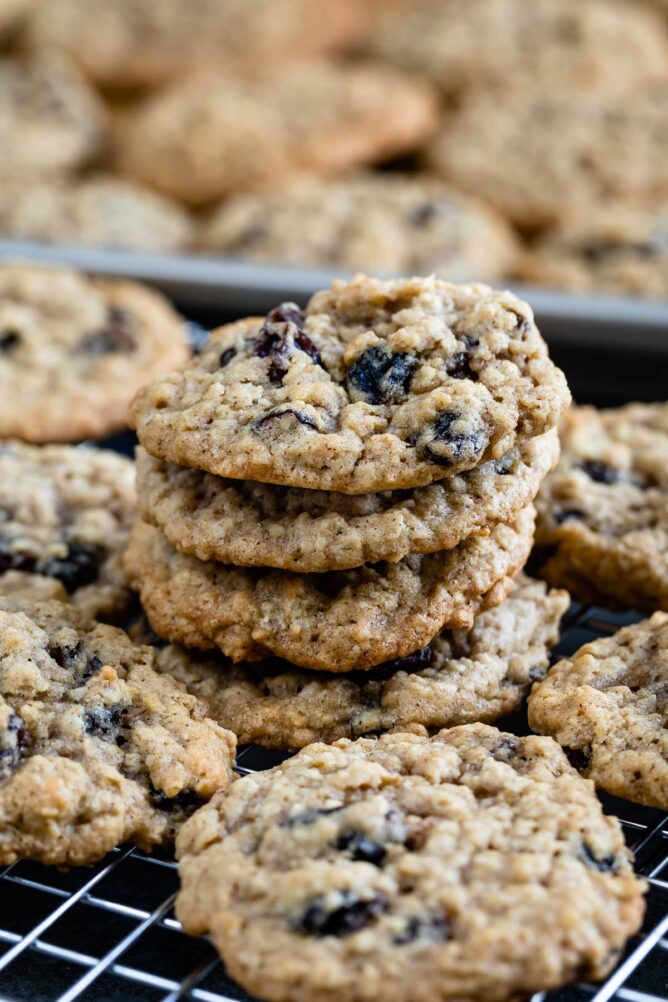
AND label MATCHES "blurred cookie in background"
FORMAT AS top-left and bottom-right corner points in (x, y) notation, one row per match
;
(25, 0), (366, 92)
(516, 204), (668, 300)
(198, 173), (517, 281)
(426, 86), (668, 230)
(0, 263), (189, 442)
(0, 176), (193, 253)
(368, 0), (668, 96)
(115, 61), (439, 207)
(0, 54), (107, 181)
